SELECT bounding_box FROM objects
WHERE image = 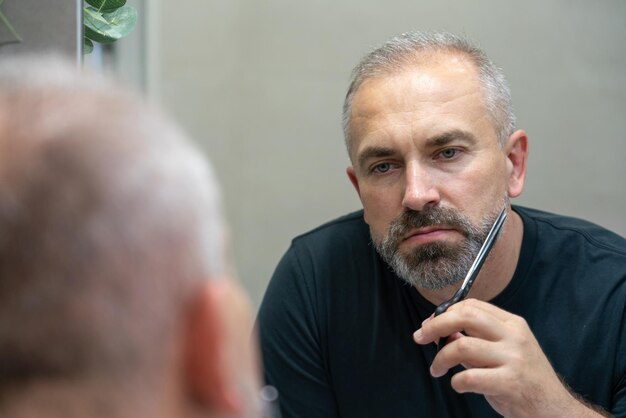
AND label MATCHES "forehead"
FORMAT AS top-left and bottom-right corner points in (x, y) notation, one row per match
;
(358, 54), (481, 109)
(348, 53), (493, 157)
